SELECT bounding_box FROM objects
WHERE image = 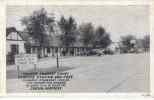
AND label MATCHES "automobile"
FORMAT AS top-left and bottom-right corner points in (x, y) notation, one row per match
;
(87, 49), (102, 56)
